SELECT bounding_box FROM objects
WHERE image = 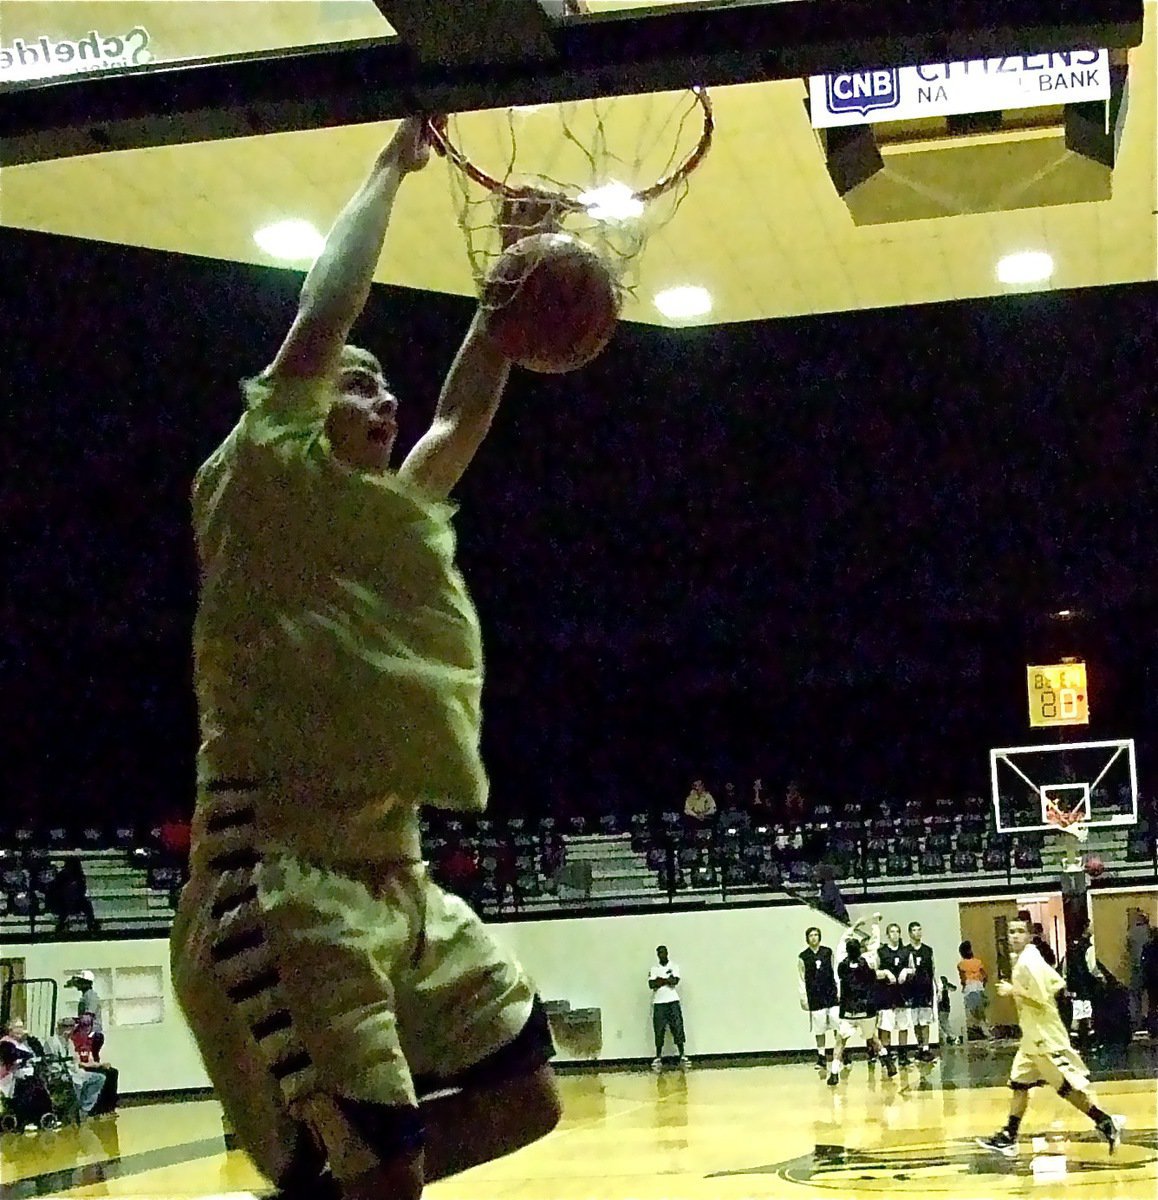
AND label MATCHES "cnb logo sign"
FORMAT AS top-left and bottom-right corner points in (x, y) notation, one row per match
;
(825, 68), (901, 118)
